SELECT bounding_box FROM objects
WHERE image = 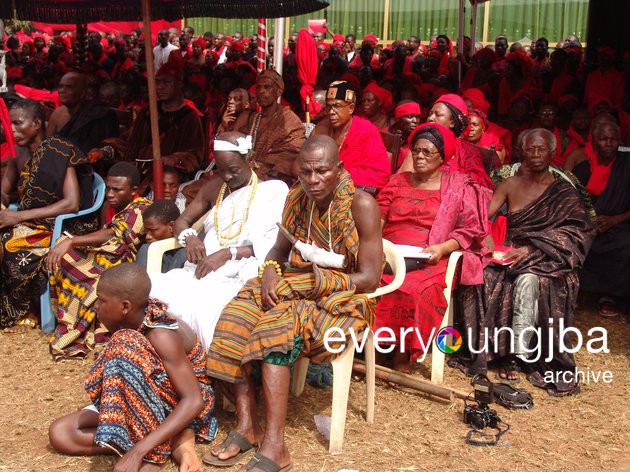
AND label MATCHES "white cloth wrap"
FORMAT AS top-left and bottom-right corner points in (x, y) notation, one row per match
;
(150, 179), (289, 351)
(213, 135), (253, 154)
